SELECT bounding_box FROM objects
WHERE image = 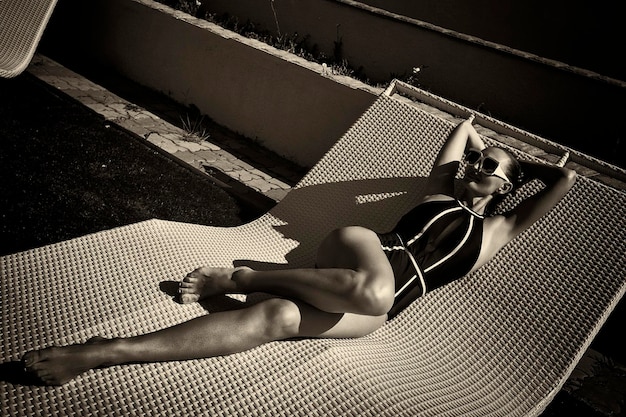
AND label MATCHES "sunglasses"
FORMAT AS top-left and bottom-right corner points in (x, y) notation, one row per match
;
(463, 148), (511, 183)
